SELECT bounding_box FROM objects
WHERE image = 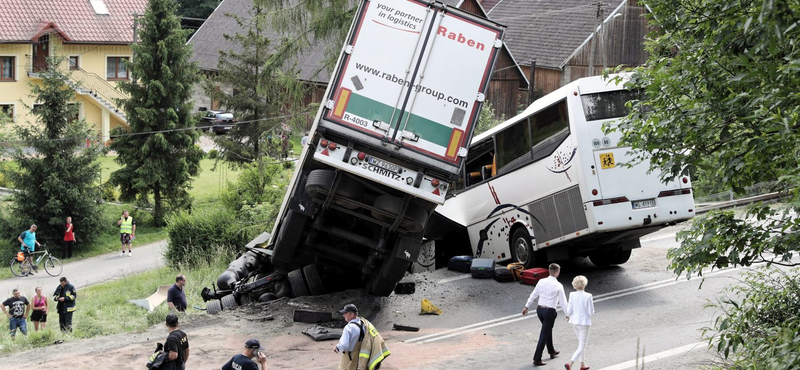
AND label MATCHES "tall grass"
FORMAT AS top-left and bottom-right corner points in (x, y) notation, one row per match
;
(0, 247), (236, 354)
